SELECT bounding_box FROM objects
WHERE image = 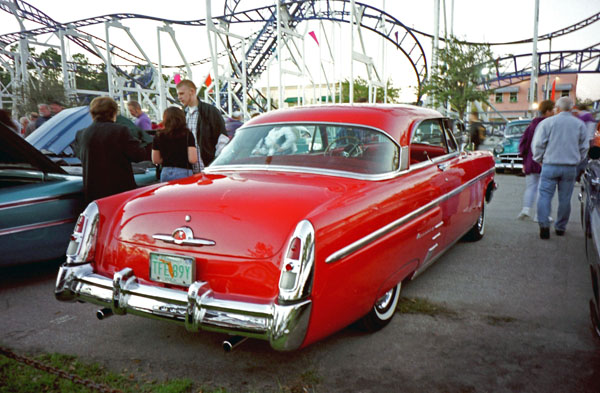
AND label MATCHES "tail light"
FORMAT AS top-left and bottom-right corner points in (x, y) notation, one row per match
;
(278, 220), (315, 302)
(66, 202), (99, 264)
